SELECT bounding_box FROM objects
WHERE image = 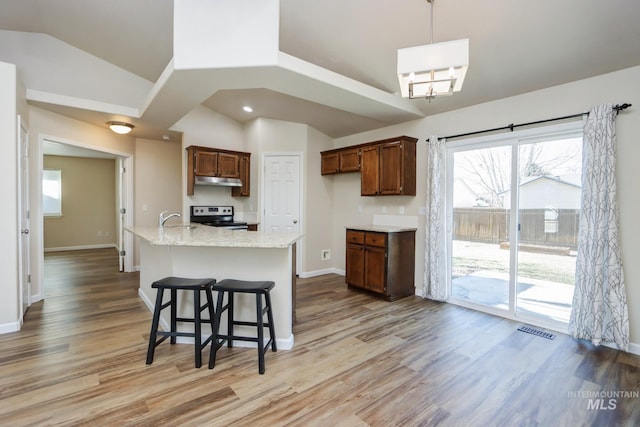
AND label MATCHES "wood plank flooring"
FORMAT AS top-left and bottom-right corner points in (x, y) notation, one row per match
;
(1, 248), (639, 426)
